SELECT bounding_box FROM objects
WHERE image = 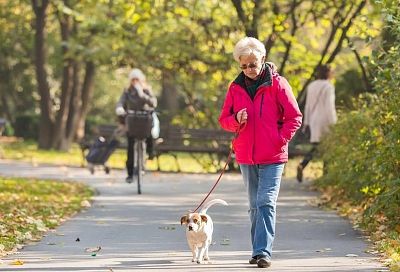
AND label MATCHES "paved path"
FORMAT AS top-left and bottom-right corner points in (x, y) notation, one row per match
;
(0, 160), (387, 271)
